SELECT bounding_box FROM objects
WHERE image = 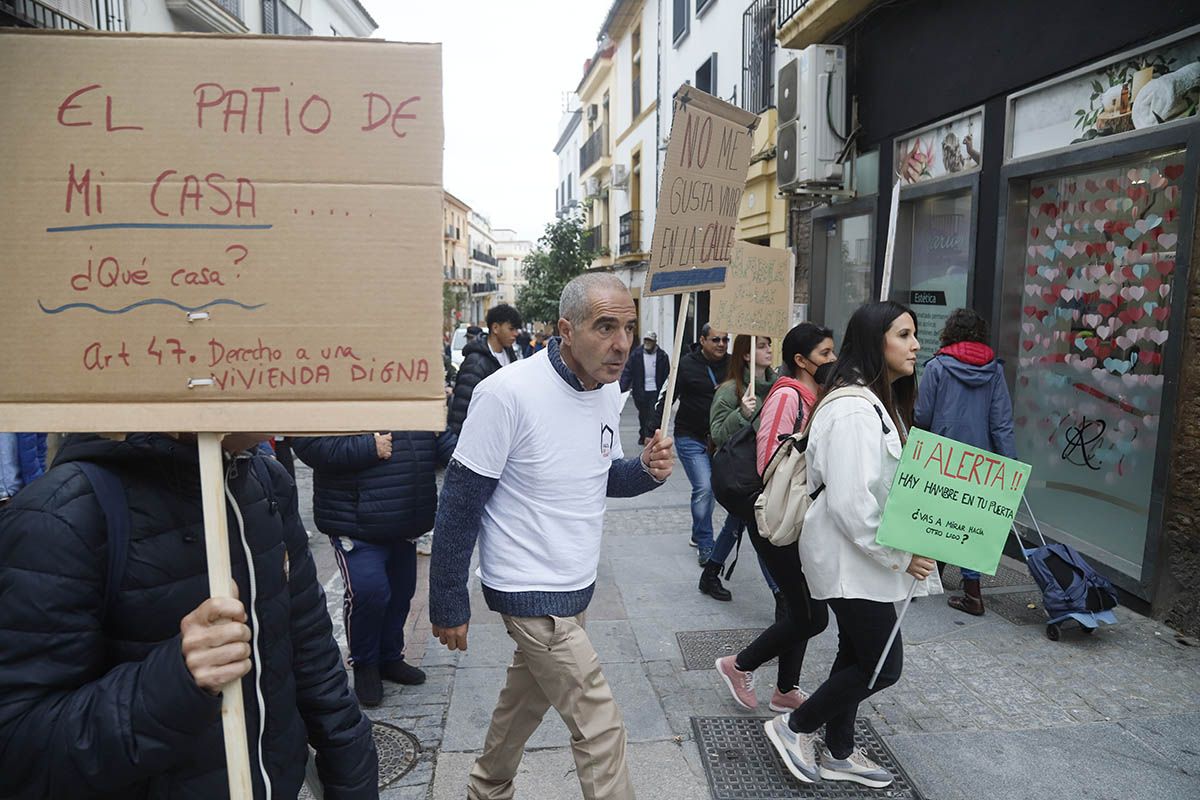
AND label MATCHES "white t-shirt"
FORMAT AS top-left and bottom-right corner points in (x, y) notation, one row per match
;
(490, 345), (512, 367)
(452, 349), (624, 593)
(643, 350), (658, 392)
